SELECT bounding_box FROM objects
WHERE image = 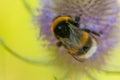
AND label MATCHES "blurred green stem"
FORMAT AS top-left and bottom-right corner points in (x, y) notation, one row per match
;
(0, 38), (46, 64)
(102, 69), (120, 75)
(22, 0), (34, 16)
